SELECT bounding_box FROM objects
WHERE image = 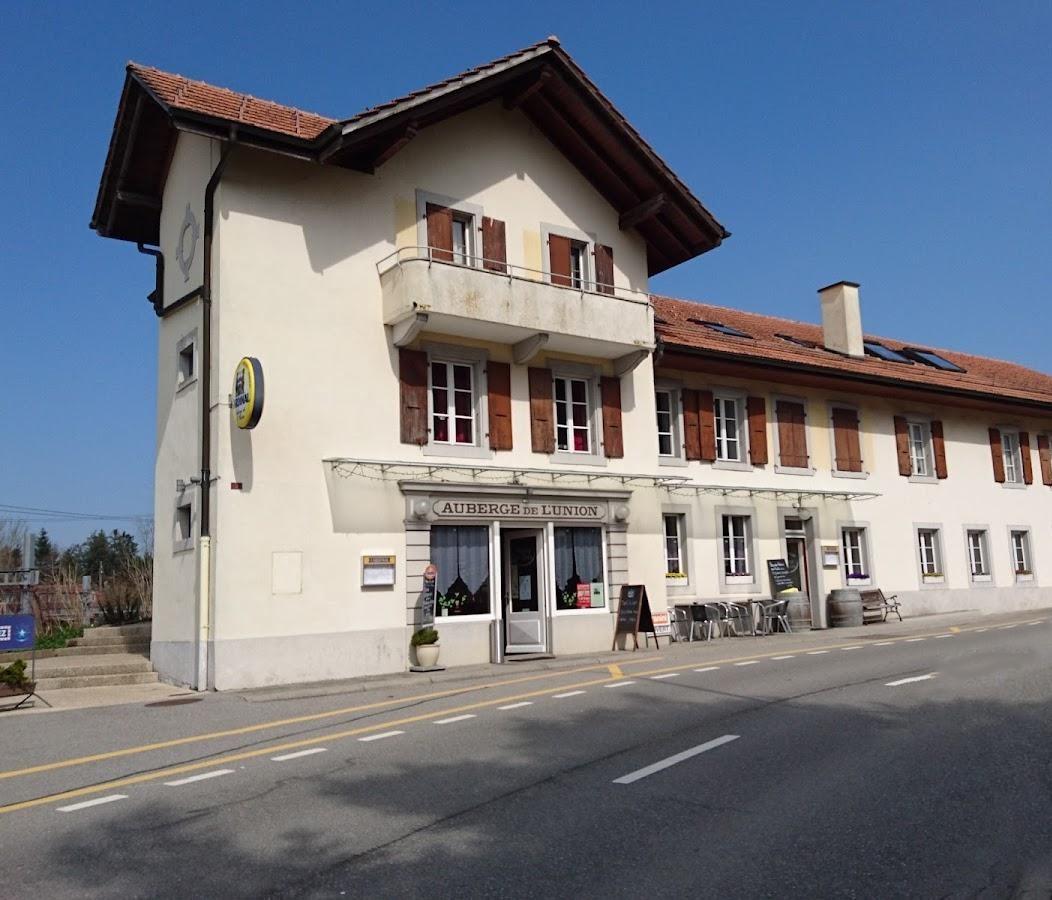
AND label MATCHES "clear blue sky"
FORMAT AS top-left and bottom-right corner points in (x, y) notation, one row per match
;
(2, 1), (1049, 546)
